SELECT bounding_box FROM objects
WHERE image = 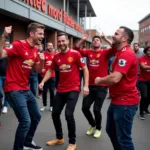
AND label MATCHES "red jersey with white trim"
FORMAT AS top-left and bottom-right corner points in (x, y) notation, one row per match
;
(50, 49), (85, 92)
(74, 46), (116, 86)
(139, 56), (150, 81)
(4, 40), (39, 92)
(40, 51), (55, 78)
(109, 45), (139, 105)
